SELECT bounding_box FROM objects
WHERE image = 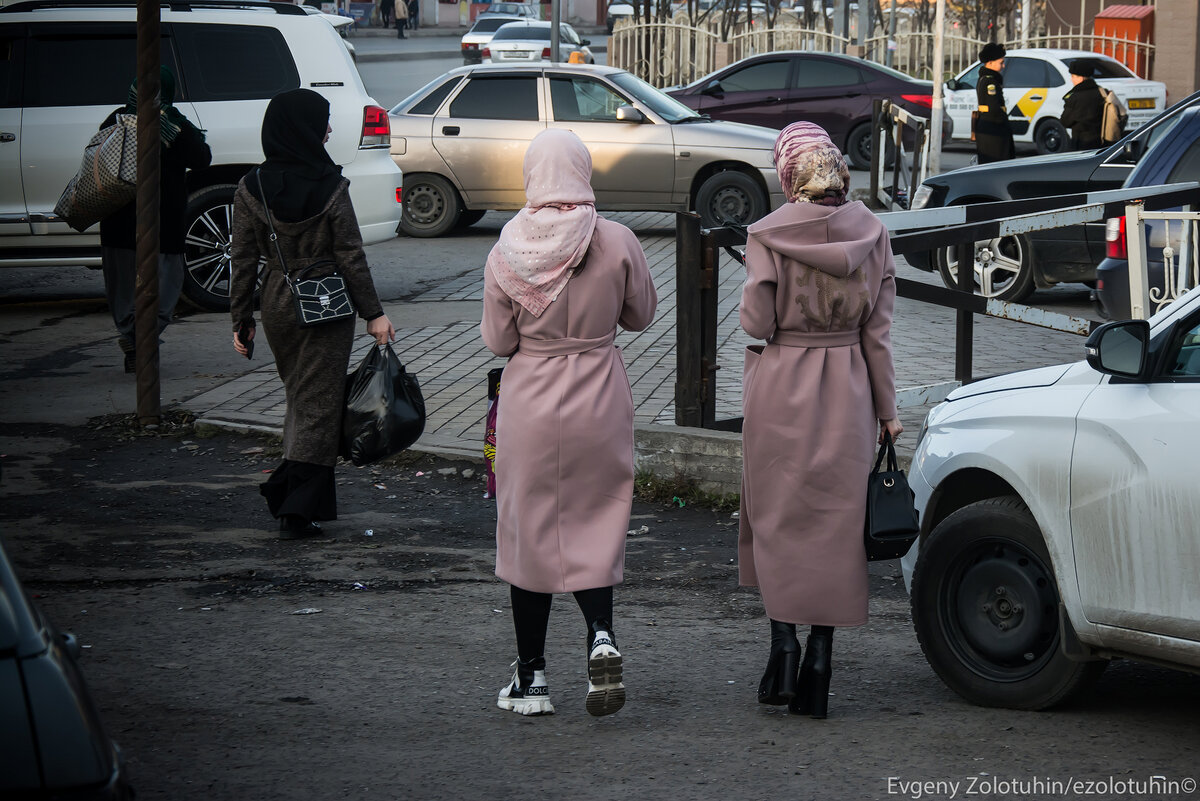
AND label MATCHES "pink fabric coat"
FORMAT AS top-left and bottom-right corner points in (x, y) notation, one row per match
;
(738, 201), (898, 627)
(482, 218), (658, 594)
